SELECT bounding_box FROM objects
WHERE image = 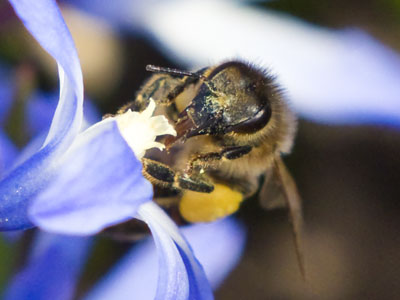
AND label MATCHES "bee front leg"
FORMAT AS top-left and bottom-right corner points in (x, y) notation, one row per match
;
(118, 75), (179, 114)
(119, 74), (201, 114)
(141, 158), (214, 194)
(141, 158), (176, 189)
